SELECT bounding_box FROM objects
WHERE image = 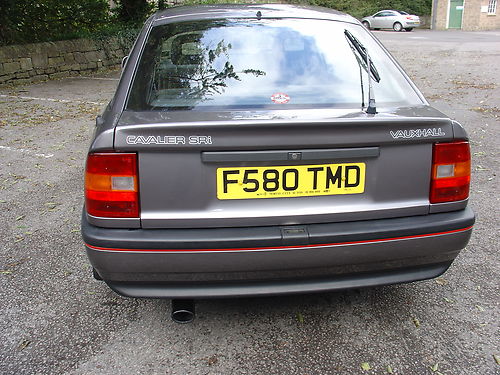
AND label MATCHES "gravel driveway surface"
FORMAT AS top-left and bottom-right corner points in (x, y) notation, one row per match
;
(0, 29), (498, 375)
